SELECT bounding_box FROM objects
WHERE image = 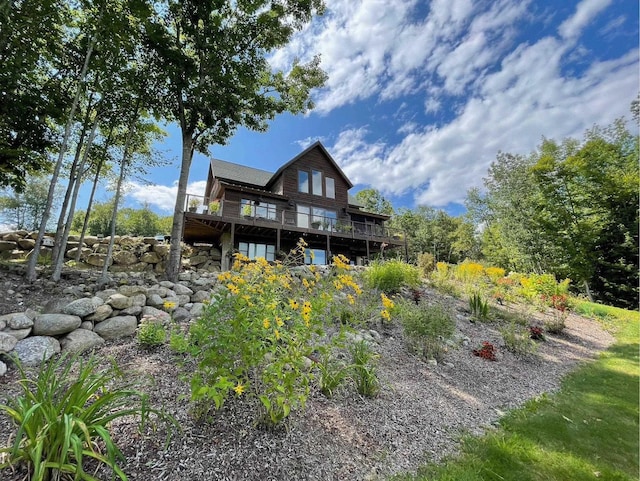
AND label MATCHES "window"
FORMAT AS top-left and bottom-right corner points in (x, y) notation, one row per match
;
(305, 249), (327, 265)
(312, 170), (322, 196)
(239, 242), (276, 262)
(240, 199), (276, 220)
(298, 170), (309, 193)
(310, 207), (336, 231)
(325, 177), (335, 199)
(297, 205), (310, 228)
